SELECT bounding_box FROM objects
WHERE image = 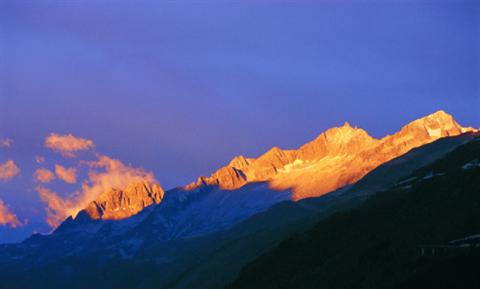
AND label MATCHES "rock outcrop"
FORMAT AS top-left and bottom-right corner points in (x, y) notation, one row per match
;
(83, 180), (164, 220)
